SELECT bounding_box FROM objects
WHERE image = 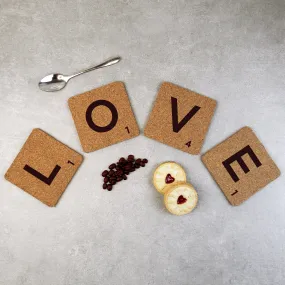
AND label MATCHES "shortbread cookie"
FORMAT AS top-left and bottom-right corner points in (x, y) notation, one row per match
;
(153, 162), (186, 194)
(164, 183), (198, 215)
